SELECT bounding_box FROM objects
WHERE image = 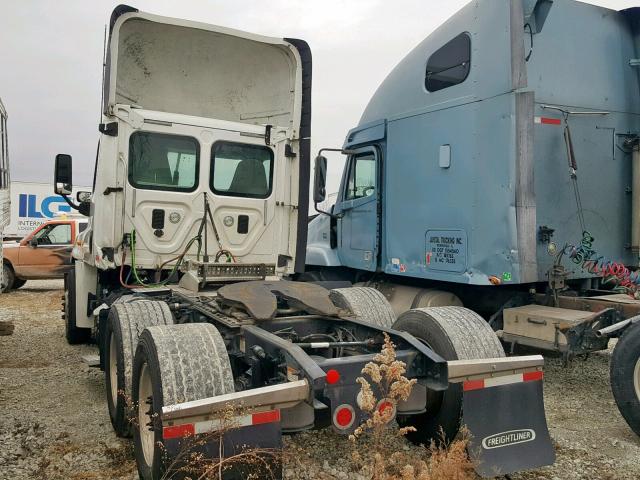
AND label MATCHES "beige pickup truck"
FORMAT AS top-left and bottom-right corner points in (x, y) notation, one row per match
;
(1, 217), (87, 292)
